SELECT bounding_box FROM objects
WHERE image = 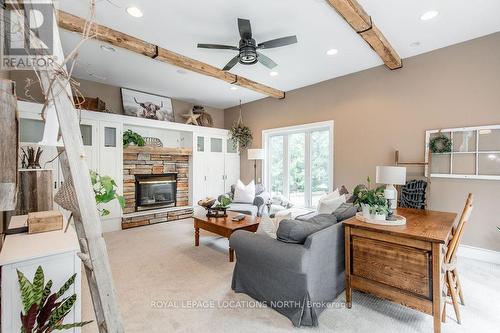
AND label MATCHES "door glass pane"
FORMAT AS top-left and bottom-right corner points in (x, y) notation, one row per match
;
(311, 130), (330, 207)
(478, 153), (500, 175)
(452, 153), (475, 175)
(227, 139), (237, 153)
(197, 136), (204, 152)
(104, 127), (116, 147)
(453, 131), (475, 152)
(289, 133), (305, 207)
(210, 138), (222, 152)
(80, 124), (92, 146)
(20, 118), (44, 142)
(478, 129), (500, 151)
(269, 136), (284, 197)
